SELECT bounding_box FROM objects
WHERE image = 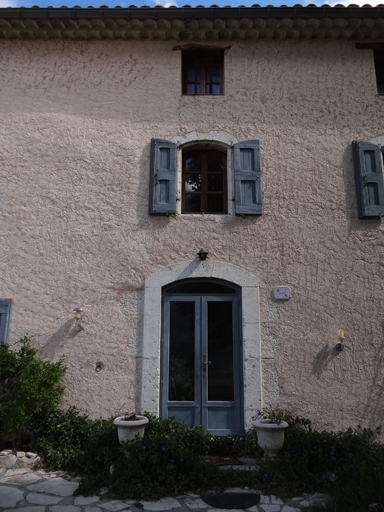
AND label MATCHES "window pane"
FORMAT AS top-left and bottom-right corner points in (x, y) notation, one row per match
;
(207, 66), (220, 82)
(212, 84), (220, 94)
(185, 194), (201, 213)
(207, 194), (224, 213)
(166, 280), (236, 294)
(207, 154), (223, 172)
(187, 65), (200, 82)
(185, 155), (201, 172)
(169, 302), (195, 402)
(207, 301), (234, 401)
(187, 83), (196, 94)
(207, 174), (223, 191)
(185, 173), (201, 192)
